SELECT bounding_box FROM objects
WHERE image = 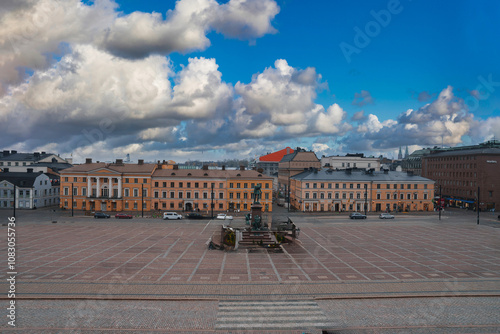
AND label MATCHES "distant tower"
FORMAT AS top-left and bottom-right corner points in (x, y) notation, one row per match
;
(125, 154), (130, 163)
(398, 147), (403, 160)
(404, 146), (409, 159)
